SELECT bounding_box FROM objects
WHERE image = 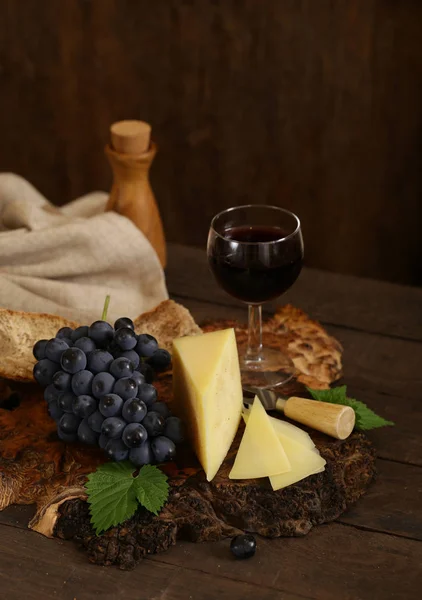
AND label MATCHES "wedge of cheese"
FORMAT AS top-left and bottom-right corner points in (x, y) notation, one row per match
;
(243, 407), (315, 450)
(229, 397), (291, 479)
(172, 328), (243, 481)
(269, 432), (326, 491)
